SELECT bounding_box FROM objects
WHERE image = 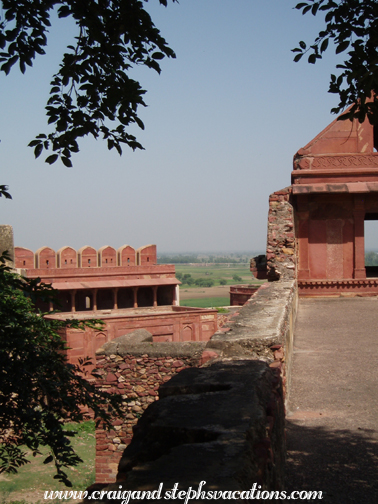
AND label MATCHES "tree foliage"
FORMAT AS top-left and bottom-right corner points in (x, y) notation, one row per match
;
(293, 0), (378, 124)
(0, 252), (123, 486)
(0, 0), (177, 166)
(232, 274), (242, 283)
